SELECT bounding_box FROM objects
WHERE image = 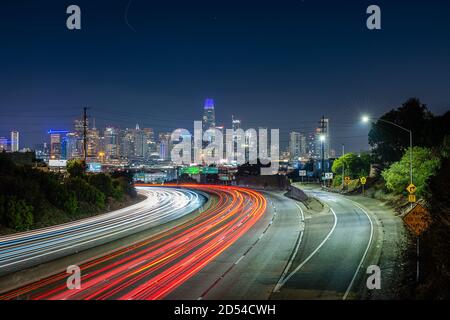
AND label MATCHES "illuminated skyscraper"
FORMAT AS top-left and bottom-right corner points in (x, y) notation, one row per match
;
(48, 130), (68, 159)
(65, 132), (80, 159)
(120, 128), (134, 159)
(289, 131), (307, 161)
(104, 126), (120, 159)
(202, 98), (216, 133)
(87, 127), (100, 158)
(158, 132), (172, 161)
(11, 131), (19, 152)
(232, 115), (241, 132)
(133, 123), (147, 158)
